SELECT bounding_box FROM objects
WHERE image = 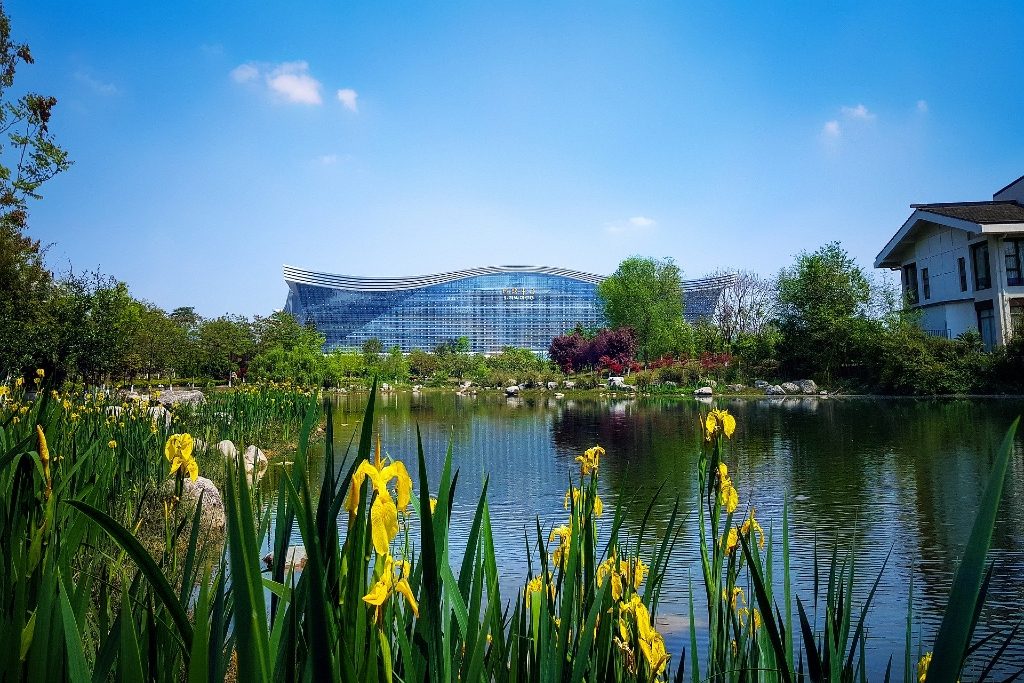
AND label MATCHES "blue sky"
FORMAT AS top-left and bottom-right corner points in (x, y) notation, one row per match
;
(9, 1), (1024, 316)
